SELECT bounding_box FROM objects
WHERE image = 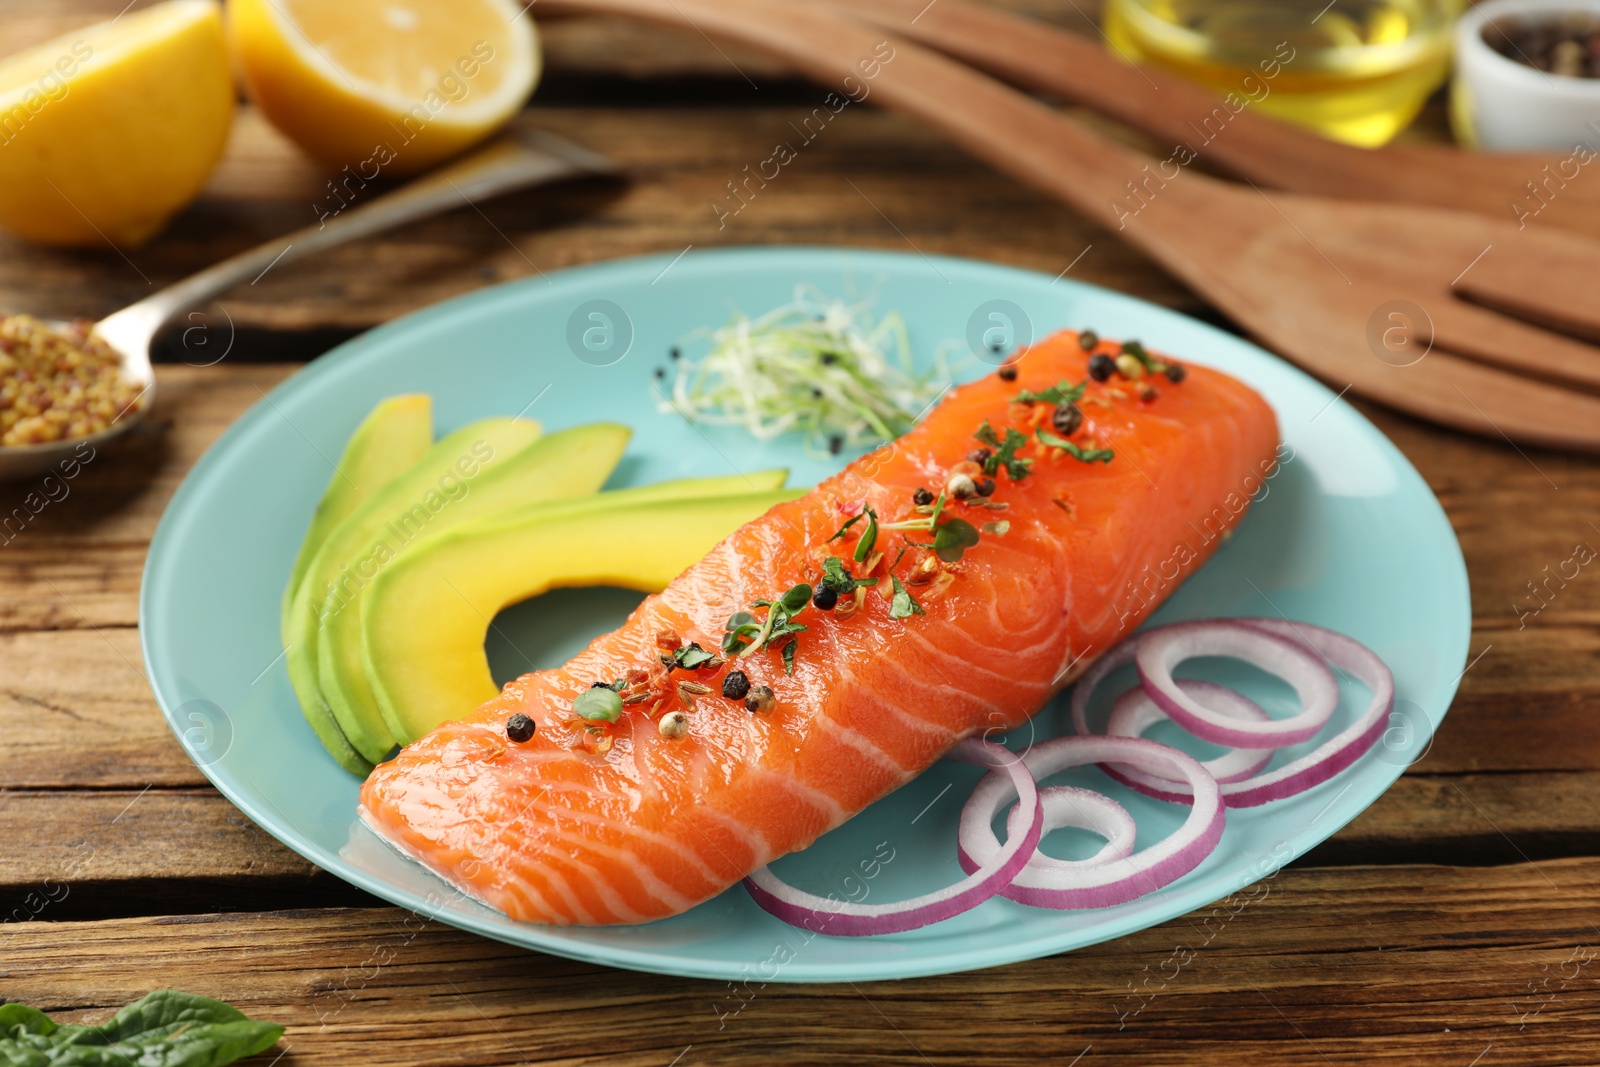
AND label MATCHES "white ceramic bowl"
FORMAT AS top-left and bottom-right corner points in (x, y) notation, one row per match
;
(1452, 0), (1600, 150)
